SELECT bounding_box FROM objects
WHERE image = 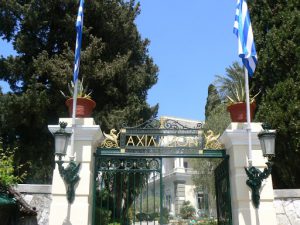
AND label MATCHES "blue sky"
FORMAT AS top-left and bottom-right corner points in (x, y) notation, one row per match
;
(0, 0), (239, 121)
